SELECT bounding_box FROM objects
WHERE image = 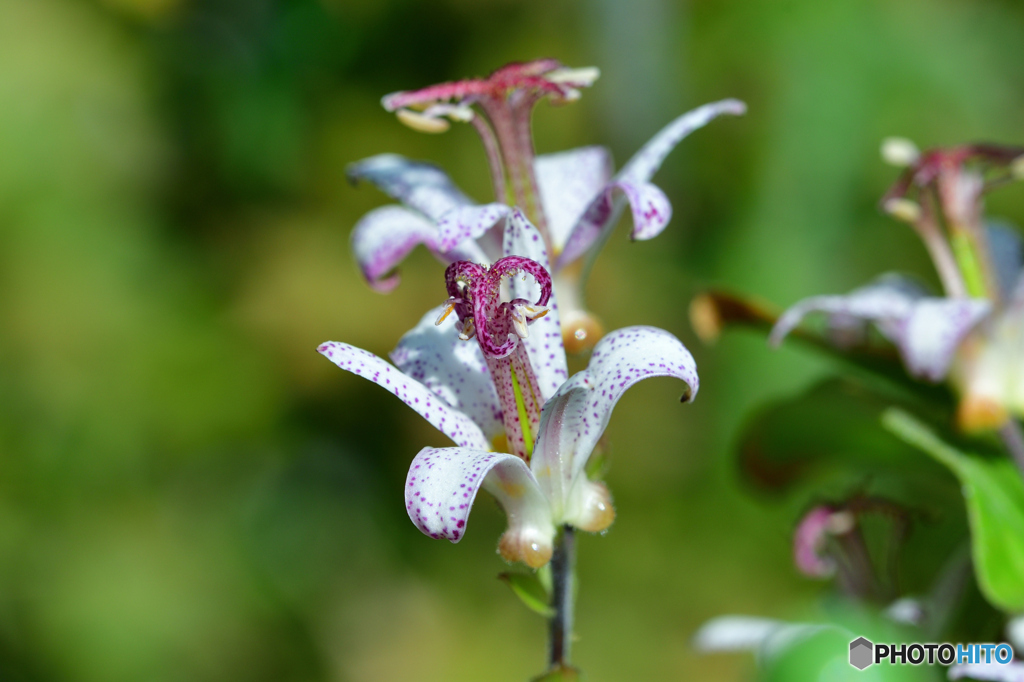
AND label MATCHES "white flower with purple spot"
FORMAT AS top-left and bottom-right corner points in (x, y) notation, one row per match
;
(346, 58), (745, 352)
(318, 211), (698, 567)
(770, 142), (1024, 432)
